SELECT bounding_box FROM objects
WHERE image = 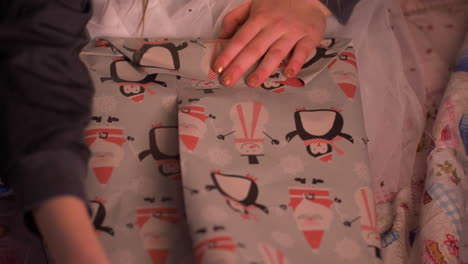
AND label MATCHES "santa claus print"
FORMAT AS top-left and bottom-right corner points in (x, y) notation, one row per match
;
(217, 101), (279, 164)
(327, 47), (358, 100)
(139, 124), (181, 179)
(288, 187), (334, 251)
(206, 171), (269, 220)
(193, 225), (238, 264)
(178, 104), (210, 152)
(85, 115), (128, 184)
(100, 57), (167, 103)
(134, 197), (183, 264)
(285, 108), (354, 162)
